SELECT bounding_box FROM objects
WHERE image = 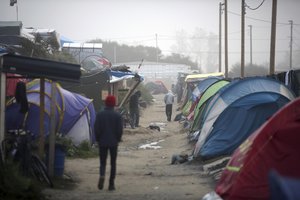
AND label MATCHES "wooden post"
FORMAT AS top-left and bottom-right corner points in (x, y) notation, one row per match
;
(241, 0), (245, 78)
(118, 77), (141, 109)
(269, 0), (277, 75)
(48, 81), (56, 177)
(0, 72), (6, 149)
(39, 78), (45, 158)
(224, 0), (229, 78)
(219, 2), (223, 73)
